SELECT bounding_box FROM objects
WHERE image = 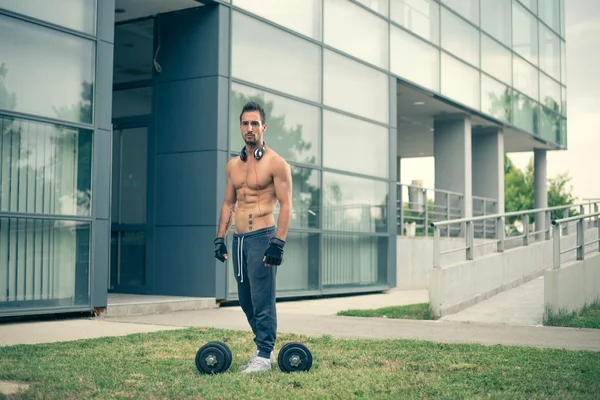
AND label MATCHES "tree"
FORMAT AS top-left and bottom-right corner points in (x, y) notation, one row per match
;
(504, 155), (576, 231)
